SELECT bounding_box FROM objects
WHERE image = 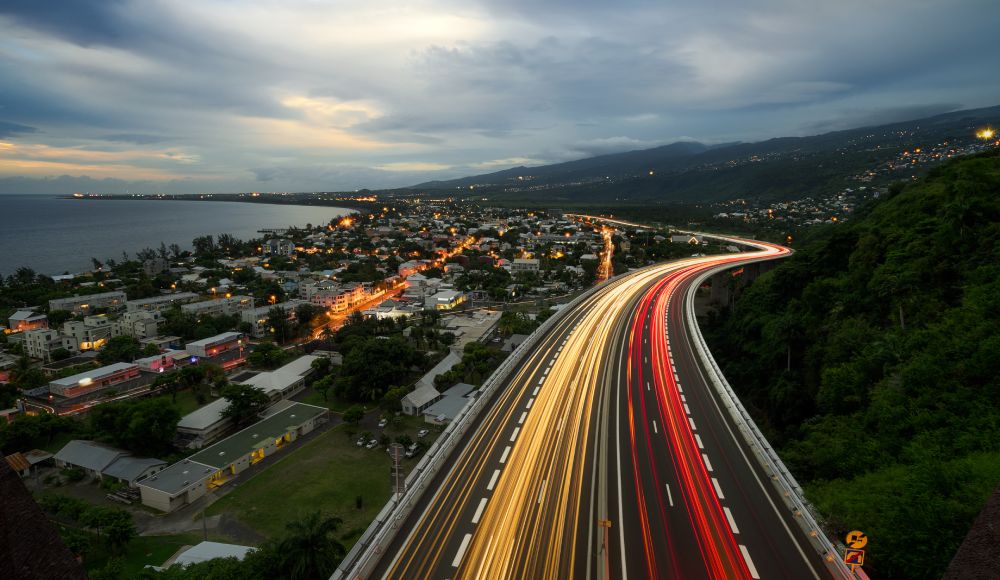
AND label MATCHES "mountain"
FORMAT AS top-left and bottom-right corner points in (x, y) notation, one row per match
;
(417, 140), (711, 189)
(415, 104), (1000, 204)
(703, 149), (1000, 578)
